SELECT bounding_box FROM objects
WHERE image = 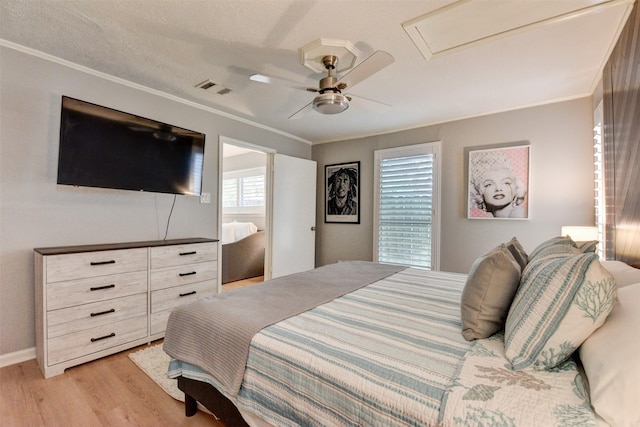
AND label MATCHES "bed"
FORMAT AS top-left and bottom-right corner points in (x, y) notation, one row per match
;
(163, 236), (640, 427)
